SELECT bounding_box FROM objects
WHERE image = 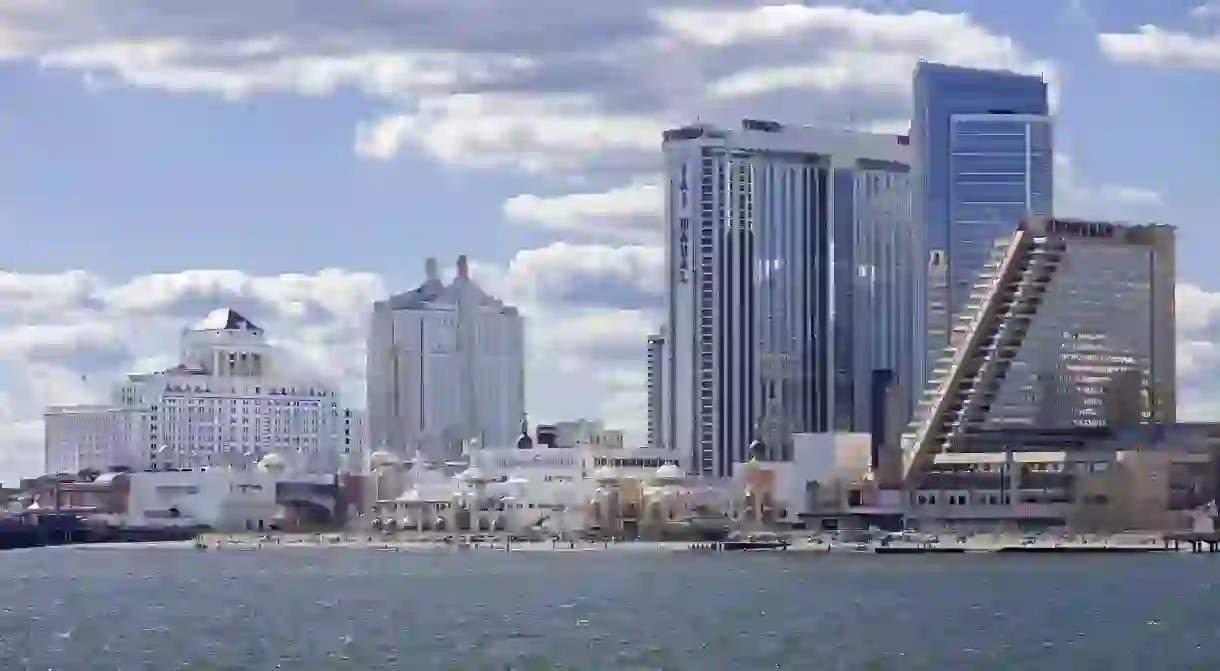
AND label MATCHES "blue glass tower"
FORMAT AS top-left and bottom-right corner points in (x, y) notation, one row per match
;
(913, 62), (1051, 372)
